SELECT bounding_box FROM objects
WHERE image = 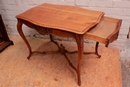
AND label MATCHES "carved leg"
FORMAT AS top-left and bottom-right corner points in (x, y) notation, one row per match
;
(95, 42), (101, 58)
(17, 20), (32, 59)
(75, 34), (84, 86)
(49, 34), (53, 42)
(127, 27), (130, 39)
